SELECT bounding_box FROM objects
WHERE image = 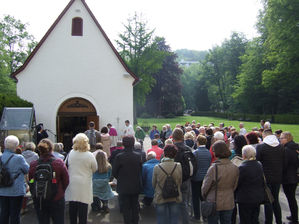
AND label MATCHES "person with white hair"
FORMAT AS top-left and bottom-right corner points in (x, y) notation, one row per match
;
(209, 131), (224, 163)
(264, 121), (271, 130)
(239, 123), (247, 136)
(0, 135), (29, 224)
(165, 124), (172, 139)
(141, 151), (159, 206)
(53, 143), (65, 160)
(235, 145), (264, 224)
(22, 141), (39, 165)
(134, 141), (146, 163)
